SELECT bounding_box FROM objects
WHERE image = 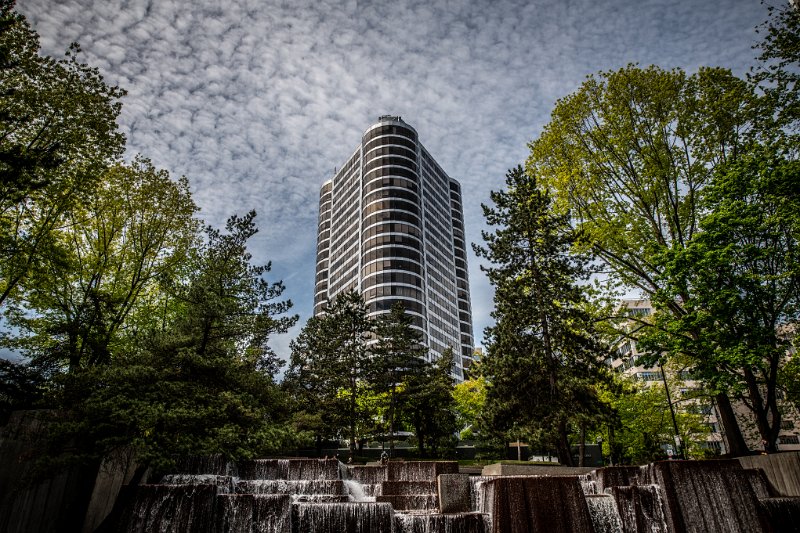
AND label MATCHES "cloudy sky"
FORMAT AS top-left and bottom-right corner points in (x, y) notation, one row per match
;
(18, 0), (770, 364)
